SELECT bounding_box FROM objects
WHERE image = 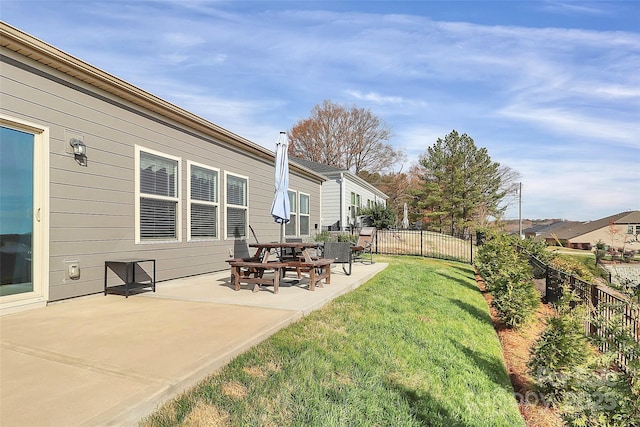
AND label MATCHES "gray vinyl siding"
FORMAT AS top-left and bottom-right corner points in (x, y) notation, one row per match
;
(1, 48), (322, 301)
(320, 177), (342, 229)
(344, 178), (385, 210)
